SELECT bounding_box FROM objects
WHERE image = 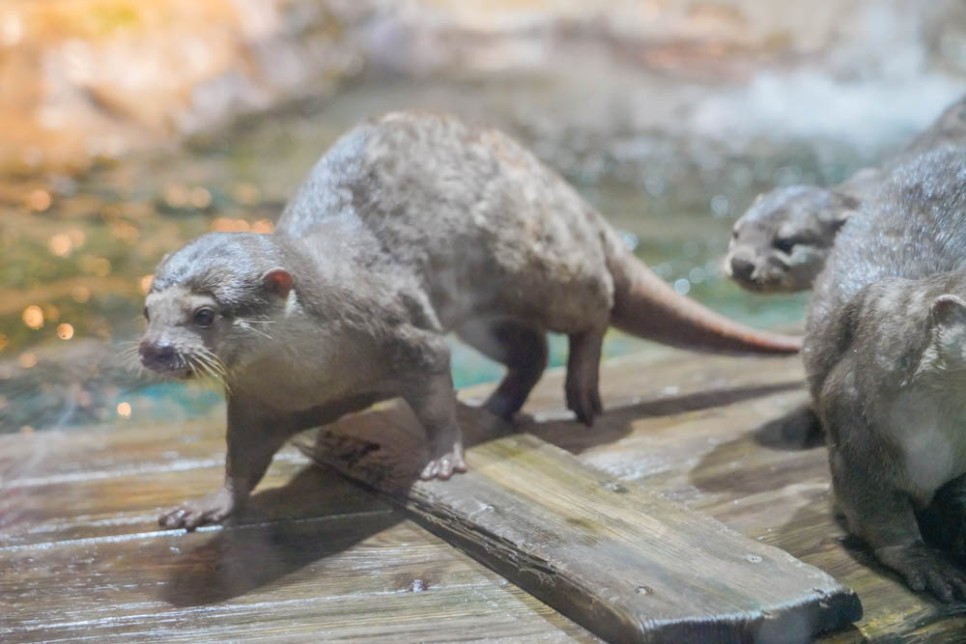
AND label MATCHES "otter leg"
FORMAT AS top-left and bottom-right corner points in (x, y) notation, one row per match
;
(826, 404), (966, 601)
(566, 325), (606, 426)
(404, 372), (466, 480)
(458, 319), (549, 421)
(920, 475), (966, 555)
(396, 333), (466, 480)
(159, 399), (294, 531)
